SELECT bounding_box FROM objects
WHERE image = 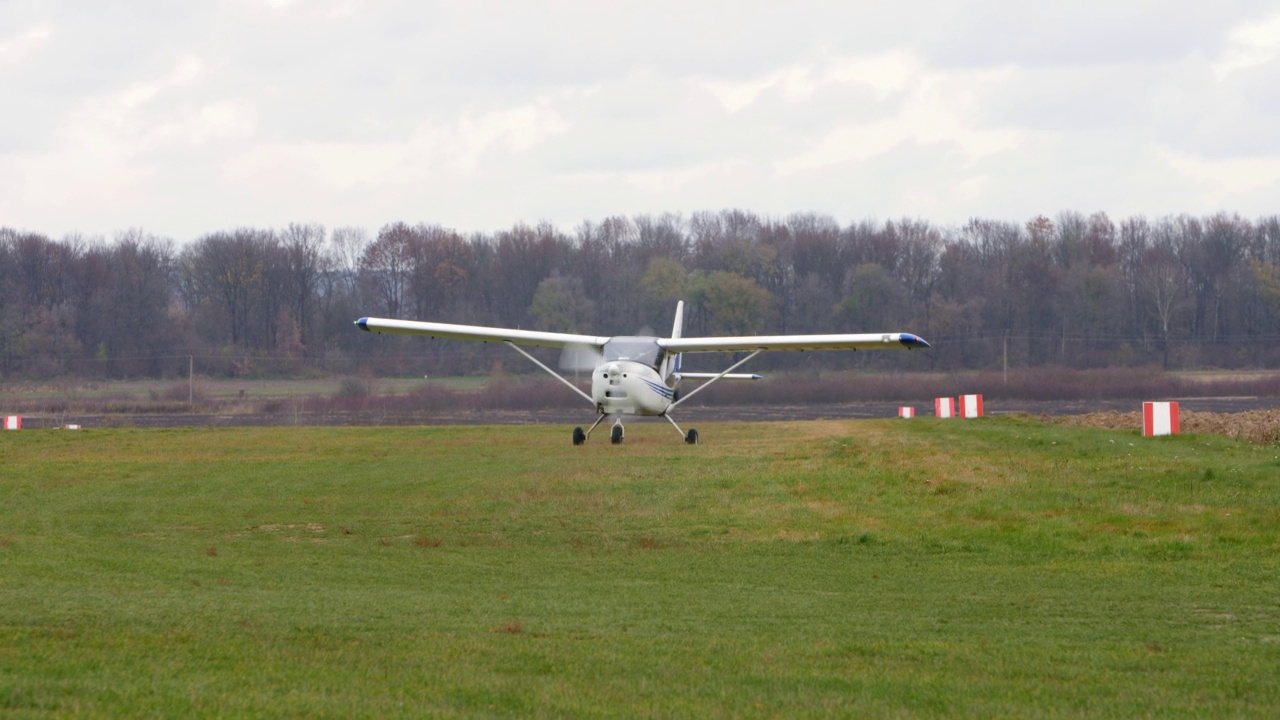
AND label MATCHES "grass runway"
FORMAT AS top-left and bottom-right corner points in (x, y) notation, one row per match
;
(2, 418), (1279, 717)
